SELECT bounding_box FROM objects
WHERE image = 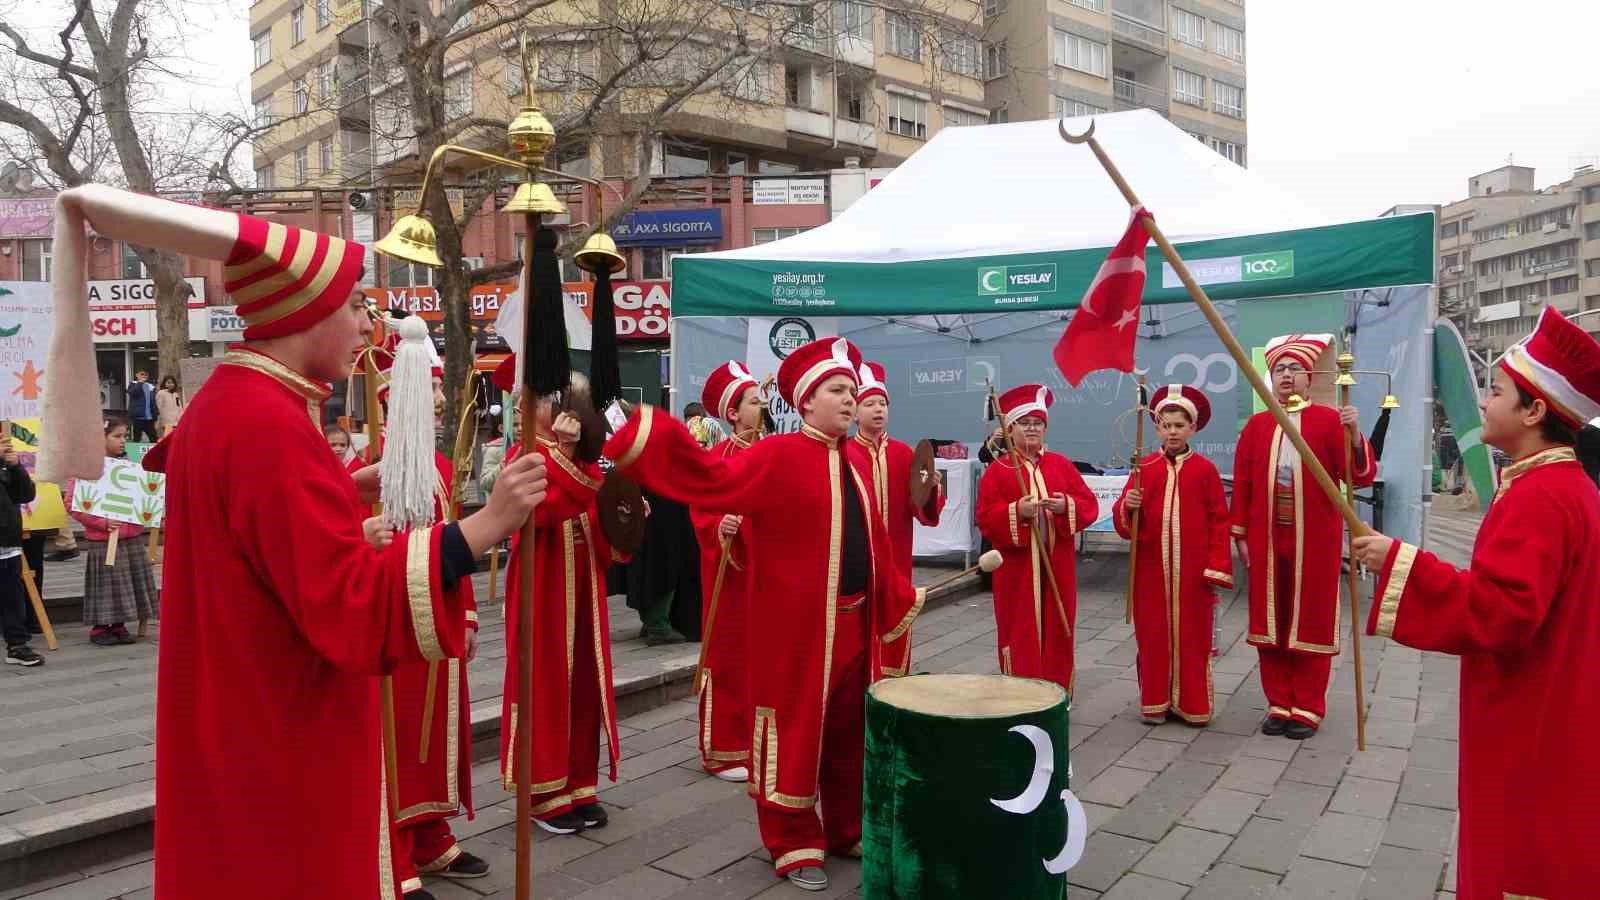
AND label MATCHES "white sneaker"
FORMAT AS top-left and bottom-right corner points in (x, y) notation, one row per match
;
(786, 866), (828, 891)
(714, 766), (749, 783)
